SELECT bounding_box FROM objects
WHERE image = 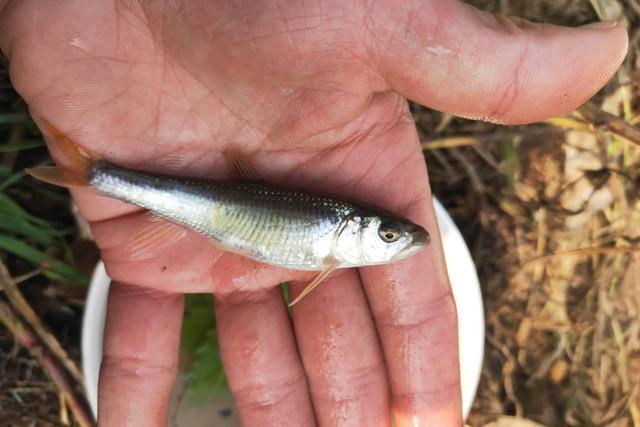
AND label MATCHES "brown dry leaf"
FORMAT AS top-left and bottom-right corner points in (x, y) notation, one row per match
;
(627, 200), (640, 240)
(516, 134), (565, 201)
(550, 359), (569, 384)
(602, 86), (625, 117)
(516, 317), (532, 347)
